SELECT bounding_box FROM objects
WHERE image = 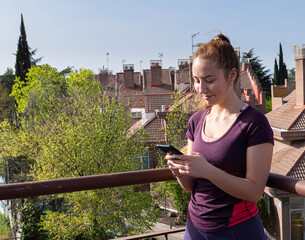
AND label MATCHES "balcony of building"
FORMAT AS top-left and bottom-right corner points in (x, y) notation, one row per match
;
(1, 168), (305, 240)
